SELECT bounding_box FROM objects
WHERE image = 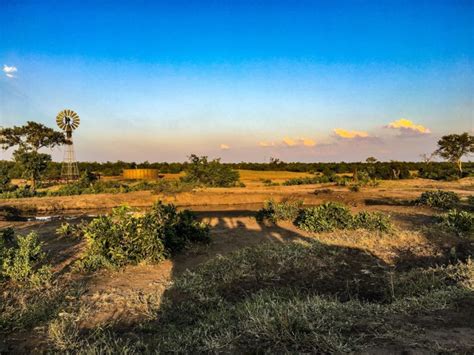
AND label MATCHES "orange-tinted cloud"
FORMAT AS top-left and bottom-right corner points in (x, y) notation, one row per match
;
(283, 137), (316, 147)
(220, 144), (230, 150)
(386, 118), (430, 135)
(333, 128), (369, 139)
(302, 138), (316, 147)
(259, 141), (275, 147)
(282, 137), (297, 146)
(259, 137), (316, 148)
